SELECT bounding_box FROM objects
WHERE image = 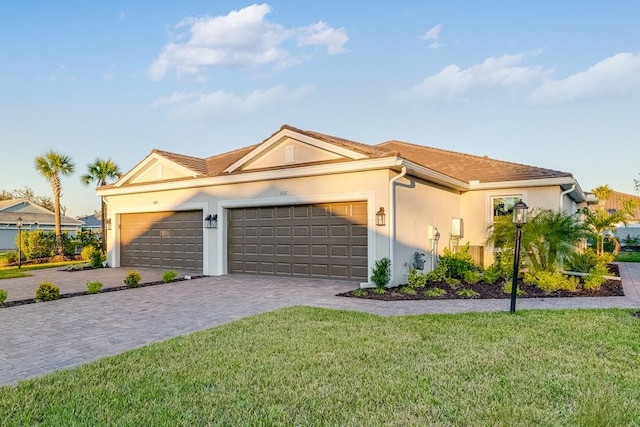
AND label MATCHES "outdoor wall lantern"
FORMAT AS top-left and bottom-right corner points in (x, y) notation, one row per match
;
(375, 207), (386, 226)
(510, 199), (529, 313)
(204, 214), (218, 229)
(106, 218), (112, 231)
(16, 217), (22, 269)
